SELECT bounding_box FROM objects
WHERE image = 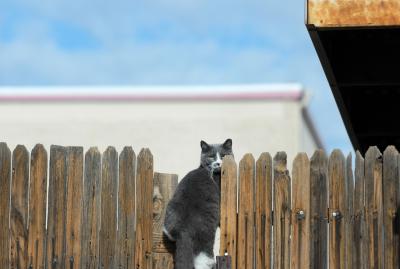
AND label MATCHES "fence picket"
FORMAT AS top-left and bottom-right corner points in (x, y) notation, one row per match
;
(134, 149), (154, 269)
(10, 145), (29, 269)
(273, 152), (291, 269)
(310, 150), (328, 269)
(328, 150), (346, 269)
(99, 147), (118, 269)
(255, 153), (272, 269)
(220, 155), (237, 269)
(46, 145), (68, 269)
(365, 146), (384, 269)
(291, 153), (311, 269)
(65, 147), (84, 269)
(81, 147), (101, 269)
(345, 153), (354, 269)
(28, 145), (47, 269)
(0, 143), (11, 269)
(152, 172), (178, 269)
(117, 147), (136, 269)
(383, 146), (399, 269)
(354, 151), (366, 269)
(237, 154), (255, 269)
